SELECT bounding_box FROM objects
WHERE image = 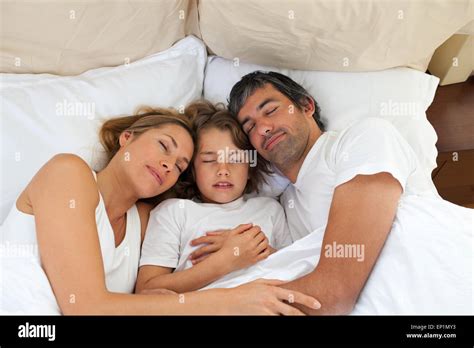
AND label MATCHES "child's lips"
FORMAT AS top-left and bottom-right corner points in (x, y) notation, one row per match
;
(212, 181), (234, 189)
